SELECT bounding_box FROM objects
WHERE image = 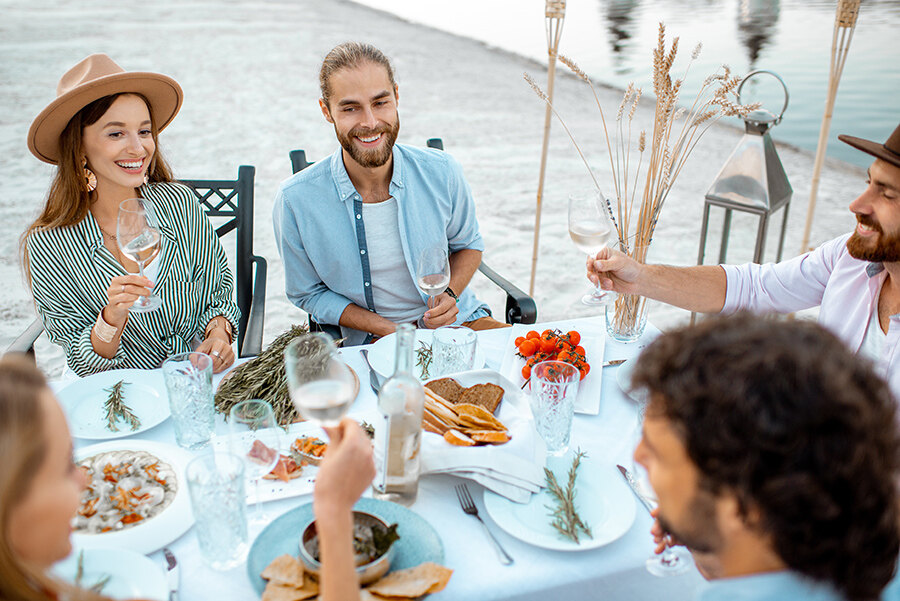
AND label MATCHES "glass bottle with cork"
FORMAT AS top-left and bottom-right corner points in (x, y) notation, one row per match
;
(373, 323), (425, 505)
